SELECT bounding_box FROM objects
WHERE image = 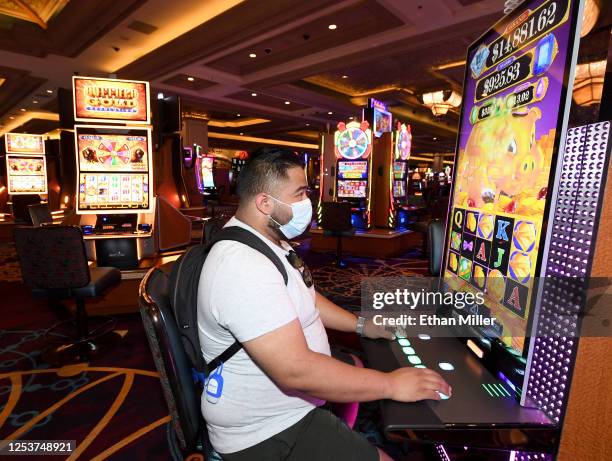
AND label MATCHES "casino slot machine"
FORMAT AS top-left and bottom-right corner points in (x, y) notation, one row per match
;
(361, 0), (608, 457)
(392, 122), (412, 229)
(364, 98), (395, 228)
(333, 120), (373, 230)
